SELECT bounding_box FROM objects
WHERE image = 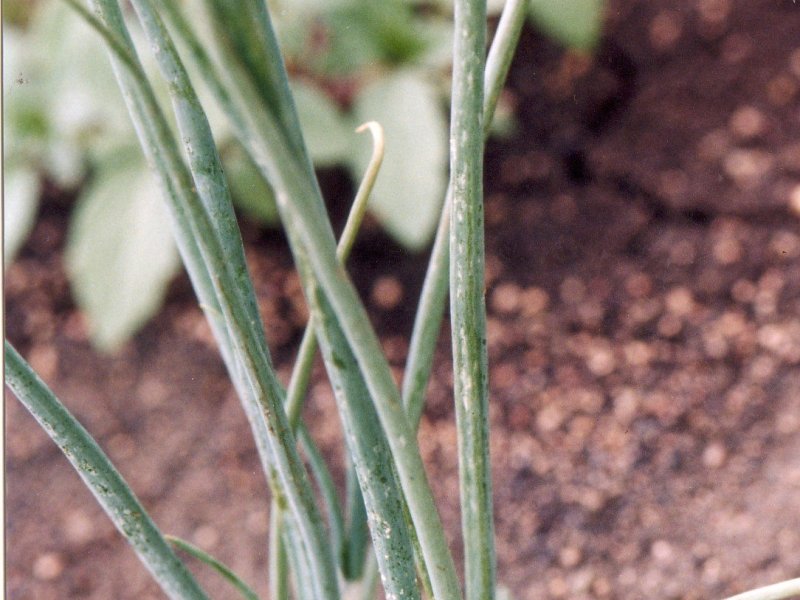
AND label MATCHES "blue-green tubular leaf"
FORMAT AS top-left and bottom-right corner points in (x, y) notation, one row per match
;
(296, 248), (420, 600)
(4, 341), (209, 600)
(449, 0), (495, 599)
